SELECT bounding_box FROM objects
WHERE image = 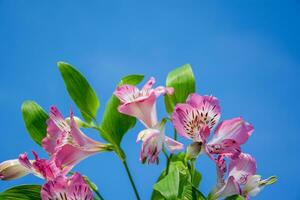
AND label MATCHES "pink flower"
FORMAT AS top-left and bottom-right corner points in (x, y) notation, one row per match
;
(172, 93), (253, 158)
(18, 151), (61, 181)
(209, 153), (256, 200)
(114, 77), (174, 128)
(42, 106), (110, 173)
(137, 121), (183, 164)
(0, 159), (31, 180)
(41, 172), (93, 200)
